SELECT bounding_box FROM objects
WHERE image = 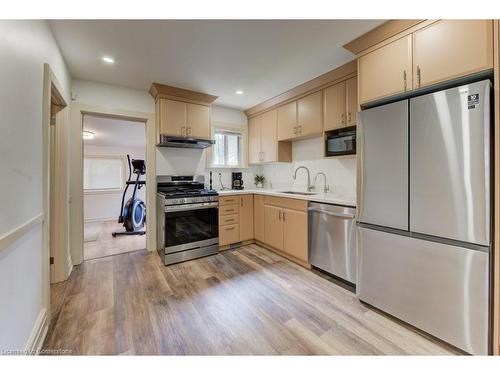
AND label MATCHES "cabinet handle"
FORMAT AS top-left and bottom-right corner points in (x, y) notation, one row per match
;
(225, 226), (235, 231)
(298, 125), (302, 134)
(416, 66), (421, 88)
(279, 211), (282, 220)
(347, 112), (352, 124)
(187, 126), (191, 135)
(403, 70), (407, 91)
(293, 126), (297, 135)
(282, 211), (286, 221)
(240, 197), (243, 207)
(340, 113), (346, 125)
(226, 218), (235, 222)
(181, 126), (186, 136)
